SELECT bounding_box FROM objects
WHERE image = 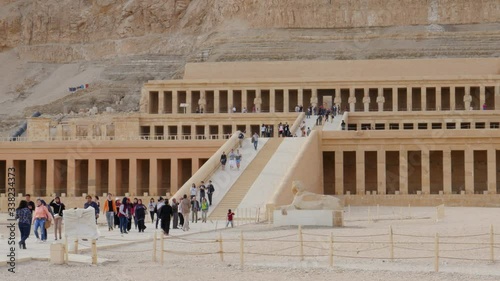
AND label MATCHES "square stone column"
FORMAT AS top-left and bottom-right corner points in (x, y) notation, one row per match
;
(480, 86), (486, 109)
(67, 158), (76, 197)
(191, 124), (196, 139)
(334, 151), (344, 195)
(218, 124), (223, 140)
(406, 87), (412, 112)
(129, 158), (137, 196)
(158, 91), (165, 114)
(214, 90), (220, 113)
(464, 87), (471, 110)
(399, 150), (408, 194)
(298, 89), (304, 108)
(495, 85), (500, 110)
(172, 90), (178, 114)
(436, 87), (442, 111)
(350, 88), (356, 112)
(192, 157), (199, 174)
(421, 150), (430, 194)
(487, 149), (496, 194)
(377, 150), (386, 194)
(443, 150), (452, 194)
(356, 151), (365, 195)
(6, 159), (14, 194)
(108, 159), (117, 195)
(392, 87), (398, 112)
(311, 88), (318, 108)
(25, 159), (34, 196)
(421, 87), (427, 111)
(88, 158), (96, 196)
(170, 158), (178, 195)
(186, 90), (192, 113)
(464, 148), (473, 194)
(149, 158), (158, 196)
(204, 125), (210, 139)
(270, 89), (276, 113)
(242, 89), (248, 112)
(450, 87), (456, 111)
(228, 89), (234, 113)
(283, 89), (289, 113)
